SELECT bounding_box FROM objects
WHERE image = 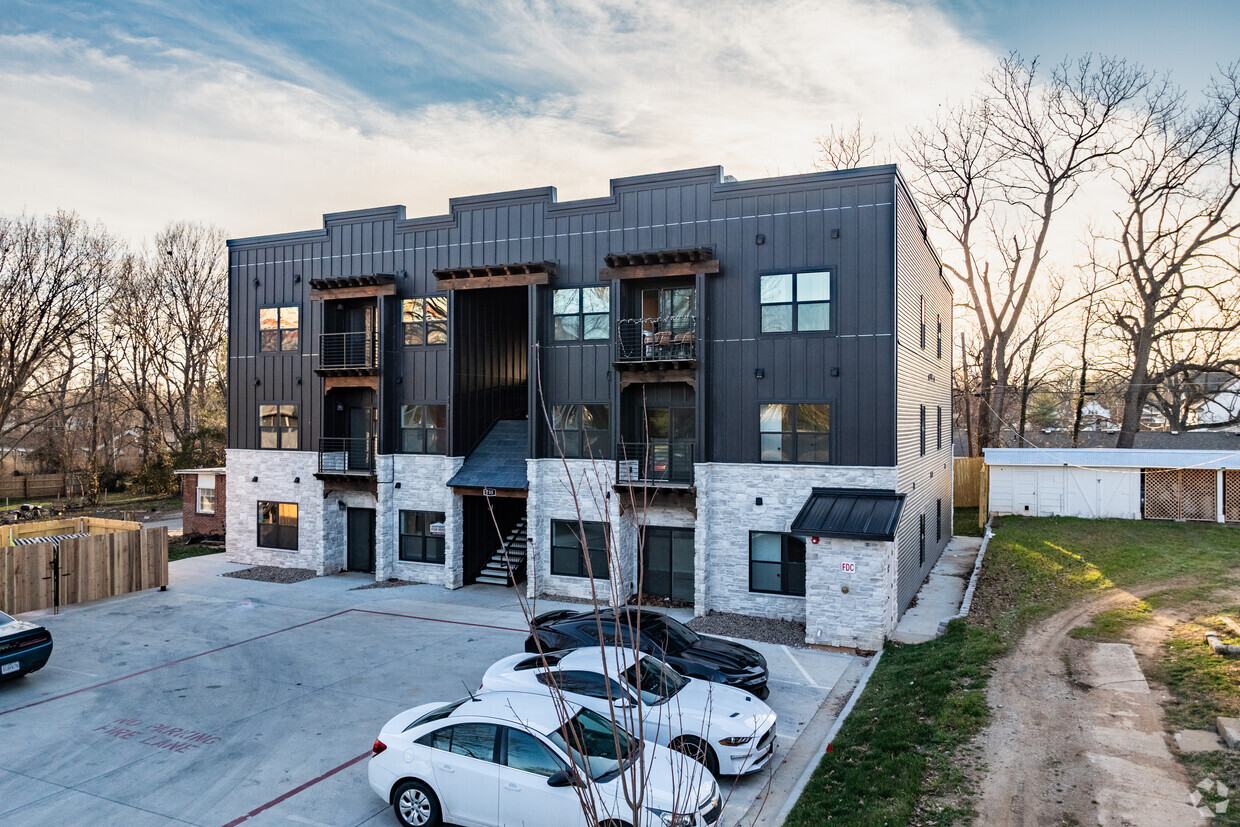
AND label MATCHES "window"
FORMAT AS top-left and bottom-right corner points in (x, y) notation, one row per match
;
(551, 404), (610, 458)
(422, 723), (498, 763)
(552, 286), (610, 341)
(402, 296), (448, 346)
(536, 670), (628, 702)
(936, 498), (943, 542)
(259, 306), (299, 352)
(937, 314), (942, 359)
(759, 270), (830, 333)
(257, 501), (297, 550)
(503, 728), (565, 778)
(759, 403), (830, 463)
(550, 520), (609, 579)
(749, 532), (806, 596)
(937, 406), (943, 451)
(920, 295), (926, 349)
(920, 405), (927, 457)
(259, 404), (299, 450)
(400, 404), (447, 454)
(919, 513), (926, 566)
(196, 474), (216, 514)
(399, 510), (446, 563)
